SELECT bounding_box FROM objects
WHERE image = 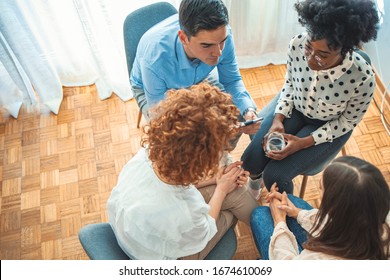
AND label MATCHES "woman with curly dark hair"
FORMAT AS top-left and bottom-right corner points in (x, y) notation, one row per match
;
(251, 156), (390, 259)
(242, 0), (380, 196)
(107, 83), (258, 260)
